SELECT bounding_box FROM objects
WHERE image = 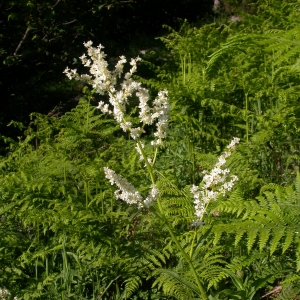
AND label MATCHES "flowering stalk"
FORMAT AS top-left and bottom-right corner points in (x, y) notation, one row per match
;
(64, 41), (171, 207)
(190, 137), (240, 222)
(63, 42), (248, 299)
(64, 41), (170, 151)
